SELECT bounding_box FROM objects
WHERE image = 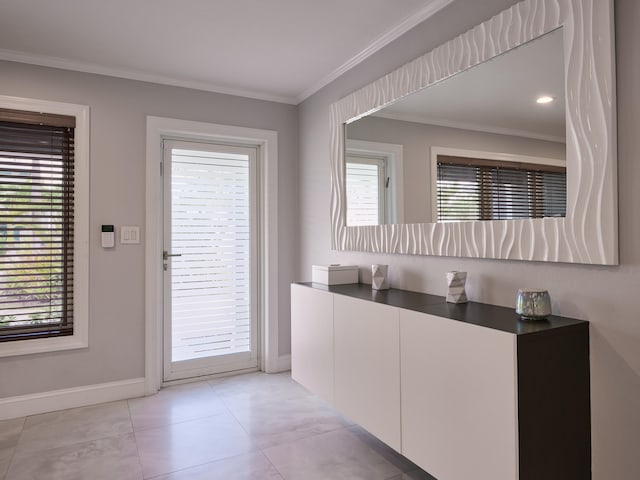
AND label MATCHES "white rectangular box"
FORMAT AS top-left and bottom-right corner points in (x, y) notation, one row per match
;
(312, 265), (358, 285)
